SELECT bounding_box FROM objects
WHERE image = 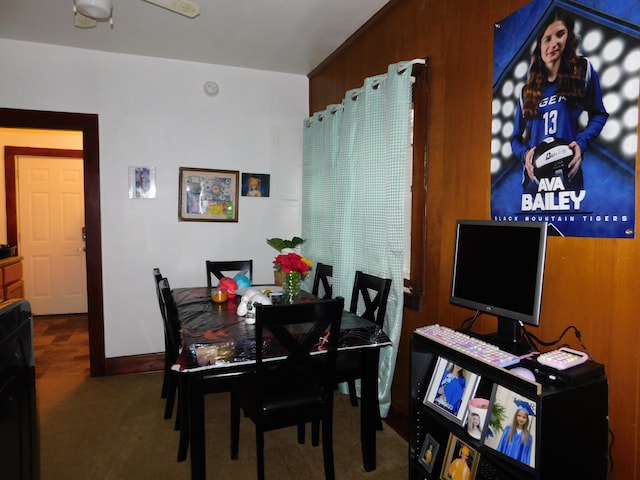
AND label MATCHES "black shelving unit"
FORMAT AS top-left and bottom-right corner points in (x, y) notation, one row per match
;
(409, 331), (608, 480)
(0, 299), (38, 480)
